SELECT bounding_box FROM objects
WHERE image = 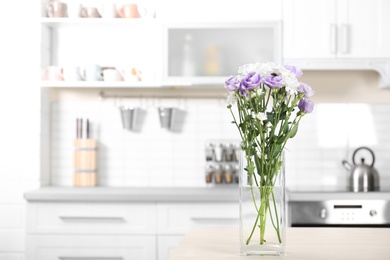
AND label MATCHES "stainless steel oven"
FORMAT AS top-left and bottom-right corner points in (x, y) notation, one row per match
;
(289, 191), (390, 227)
